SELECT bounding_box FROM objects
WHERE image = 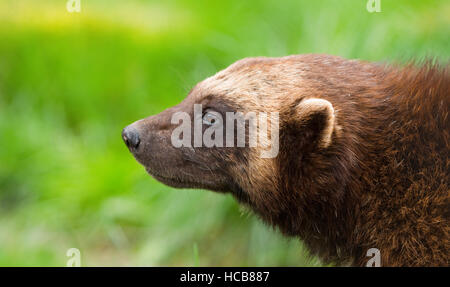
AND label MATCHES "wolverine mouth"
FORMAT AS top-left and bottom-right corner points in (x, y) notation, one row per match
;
(145, 167), (191, 188)
(145, 166), (212, 189)
(144, 166), (229, 191)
